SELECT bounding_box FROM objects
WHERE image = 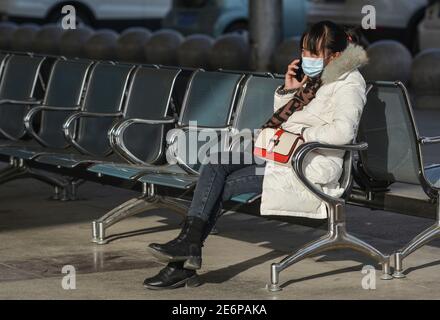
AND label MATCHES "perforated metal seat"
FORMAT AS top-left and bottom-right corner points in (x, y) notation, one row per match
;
(0, 58), (94, 160)
(89, 163), (187, 180)
(0, 58), (94, 198)
(350, 81), (440, 279)
(89, 69), (246, 244)
(93, 70), (279, 185)
(89, 72), (285, 243)
(88, 69), (245, 180)
(0, 53), (9, 72)
(137, 167), (198, 189)
(81, 66), (182, 182)
(425, 165), (440, 188)
(0, 52), (11, 145)
(0, 54), (46, 143)
(35, 153), (122, 169)
(227, 74), (284, 203)
(34, 61), (135, 168)
(267, 84), (397, 292)
(39, 65), (180, 171)
(0, 146), (64, 160)
(230, 193), (262, 204)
